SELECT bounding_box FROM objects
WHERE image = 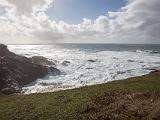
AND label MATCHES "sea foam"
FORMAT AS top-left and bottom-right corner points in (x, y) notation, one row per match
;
(8, 44), (160, 94)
